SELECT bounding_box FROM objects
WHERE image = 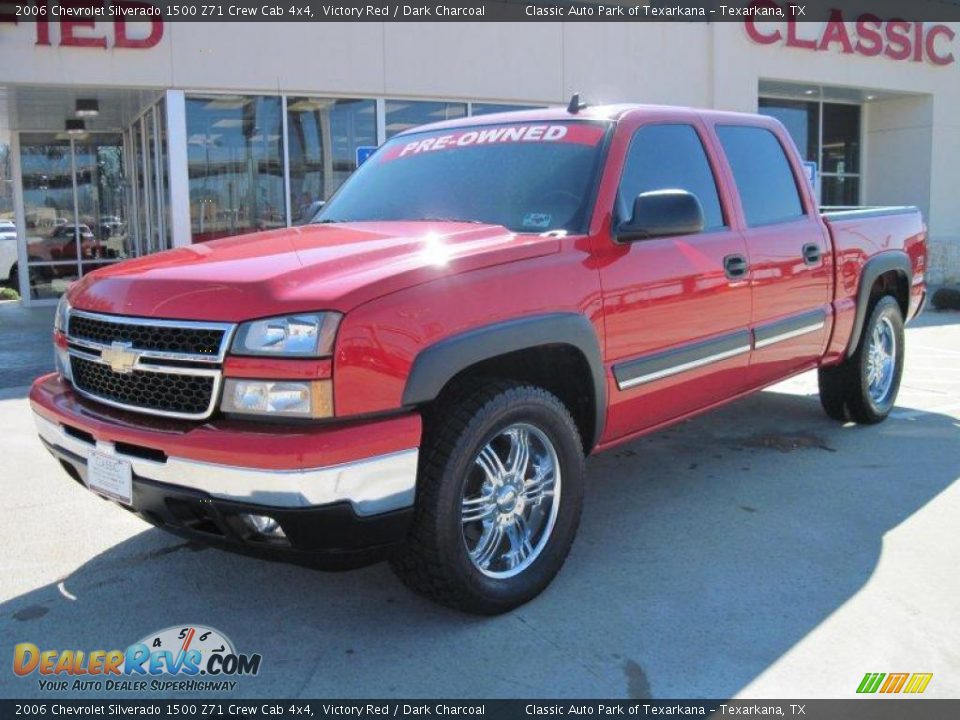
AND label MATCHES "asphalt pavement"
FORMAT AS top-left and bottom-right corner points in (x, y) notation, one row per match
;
(1, 310), (958, 699)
